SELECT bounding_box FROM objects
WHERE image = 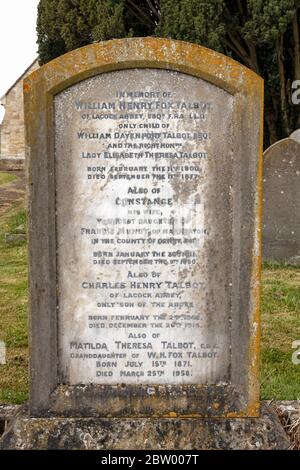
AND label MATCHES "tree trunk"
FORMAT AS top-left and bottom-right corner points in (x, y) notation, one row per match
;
(265, 109), (279, 146)
(292, 10), (300, 127)
(264, 87), (280, 147)
(277, 35), (291, 137)
(247, 41), (260, 75)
